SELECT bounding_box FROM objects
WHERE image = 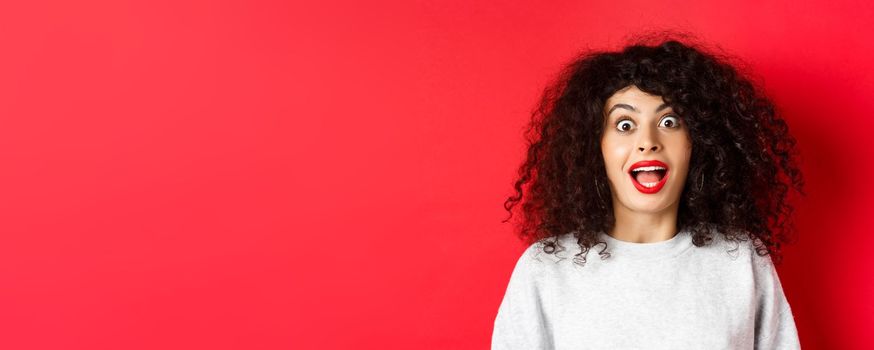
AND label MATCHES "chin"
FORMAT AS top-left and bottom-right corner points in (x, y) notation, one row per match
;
(621, 197), (674, 213)
(627, 203), (668, 212)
